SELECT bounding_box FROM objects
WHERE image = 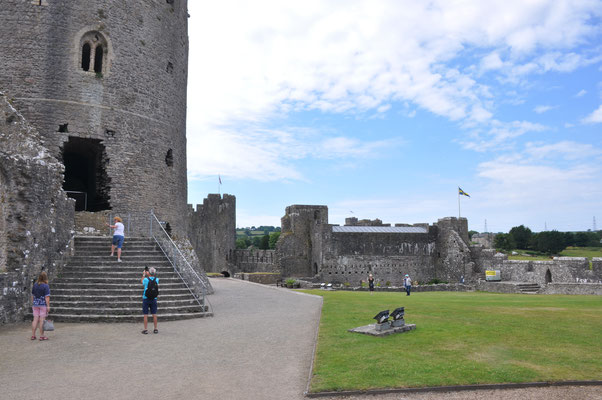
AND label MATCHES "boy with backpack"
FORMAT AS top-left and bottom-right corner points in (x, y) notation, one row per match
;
(141, 266), (159, 334)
